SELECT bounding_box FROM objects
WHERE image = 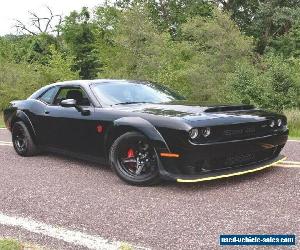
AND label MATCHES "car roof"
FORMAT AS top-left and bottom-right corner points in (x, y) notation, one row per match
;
(49, 79), (146, 87)
(28, 79), (149, 101)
